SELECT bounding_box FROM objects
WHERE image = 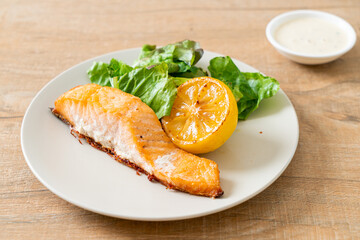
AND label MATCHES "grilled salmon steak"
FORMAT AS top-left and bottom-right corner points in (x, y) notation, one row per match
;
(52, 84), (223, 198)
